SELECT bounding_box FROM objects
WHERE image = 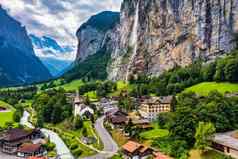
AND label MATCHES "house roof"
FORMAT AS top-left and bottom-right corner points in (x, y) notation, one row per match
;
(140, 96), (173, 104)
(159, 96), (173, 104)
(74, 96), (83, 104)
(111, 116), (128, 124)
(2, 128), (38, 142)
(139, 146), (150, 153)
(79, 106), (94, 116)
(213, 131), (238, 150)
(27, 157), (47, 159)
(122, 141), (142, 153)
(154, 152), (171, 159)
(18, 143), (41, 153)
